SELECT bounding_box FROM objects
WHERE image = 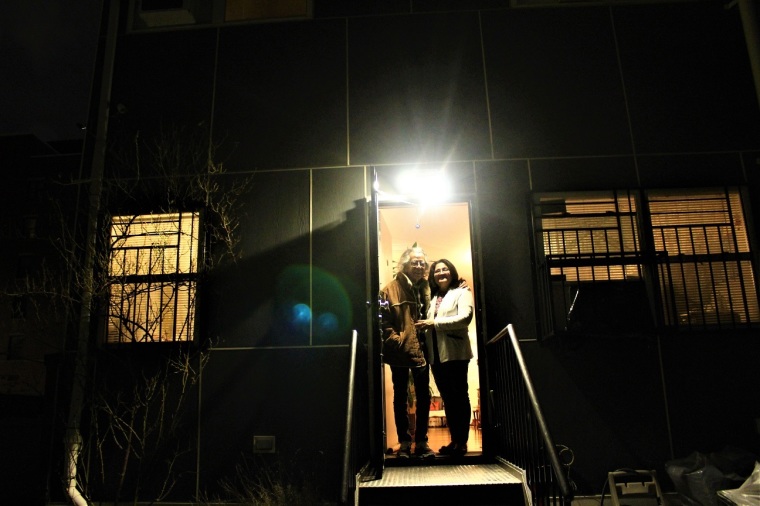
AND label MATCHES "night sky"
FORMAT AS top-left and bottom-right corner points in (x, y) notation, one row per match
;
(0, 1), (101, 142)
